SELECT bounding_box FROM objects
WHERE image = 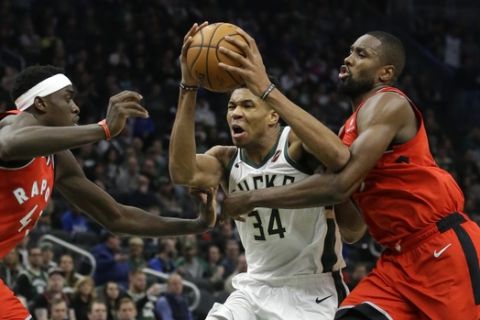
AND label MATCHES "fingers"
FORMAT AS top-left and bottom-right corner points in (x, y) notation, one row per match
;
(219, 43), (249, 65)
(114, 102), (149, 118)
(235, 27), (259, 53)
(218, 62), (245, 77)
(224, 35), (251, 56)
(110, 90), (143, 103)
(184, 21), (208, 42)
